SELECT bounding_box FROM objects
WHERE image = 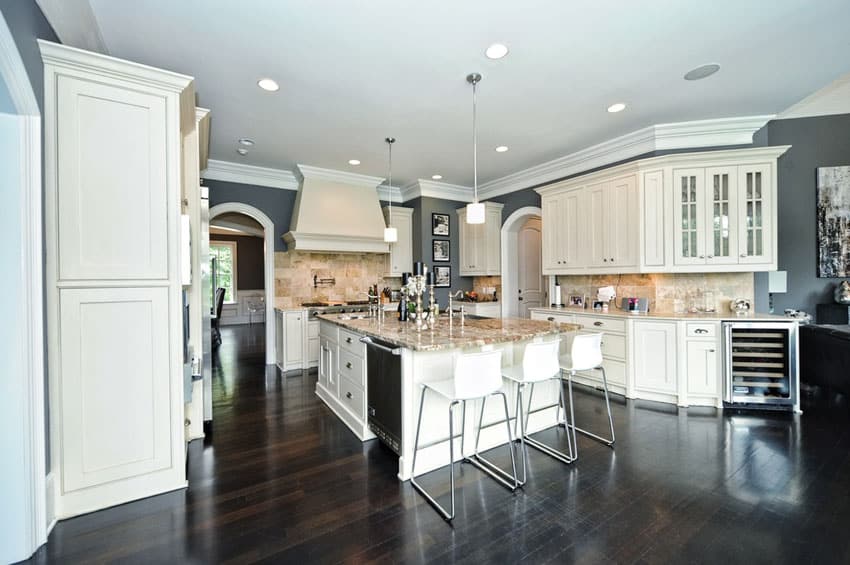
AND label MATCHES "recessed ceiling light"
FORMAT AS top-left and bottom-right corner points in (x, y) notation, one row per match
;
(238, 138), (255, 147)
(431, 174), (443, 180)
(607, 103), (626, 113)
(257, 78), (279, 92)
(348, 159), (361, 166)
(236, 148), (248, 156)
(485, 43), (509, 60)
(684, 63), (721, 81)
(495, 145), (509, 153)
